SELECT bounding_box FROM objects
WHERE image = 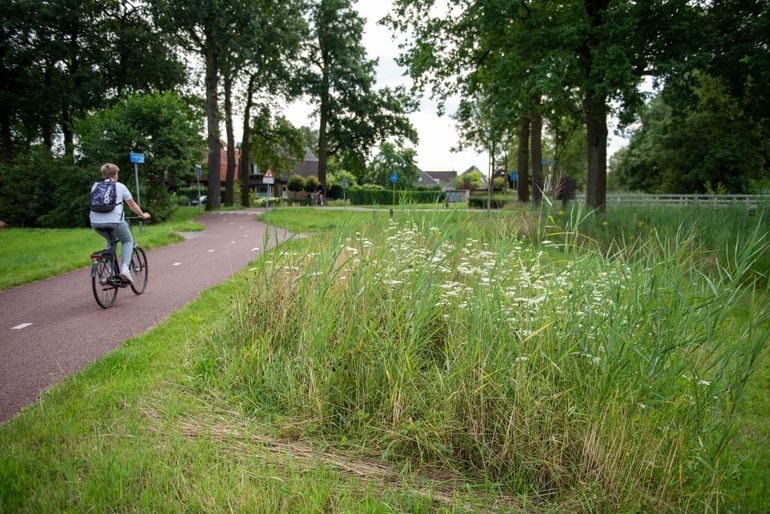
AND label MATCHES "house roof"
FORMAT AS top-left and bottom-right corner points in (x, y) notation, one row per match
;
(290, 148), (319, 179)
(417, 170), (457, 189)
